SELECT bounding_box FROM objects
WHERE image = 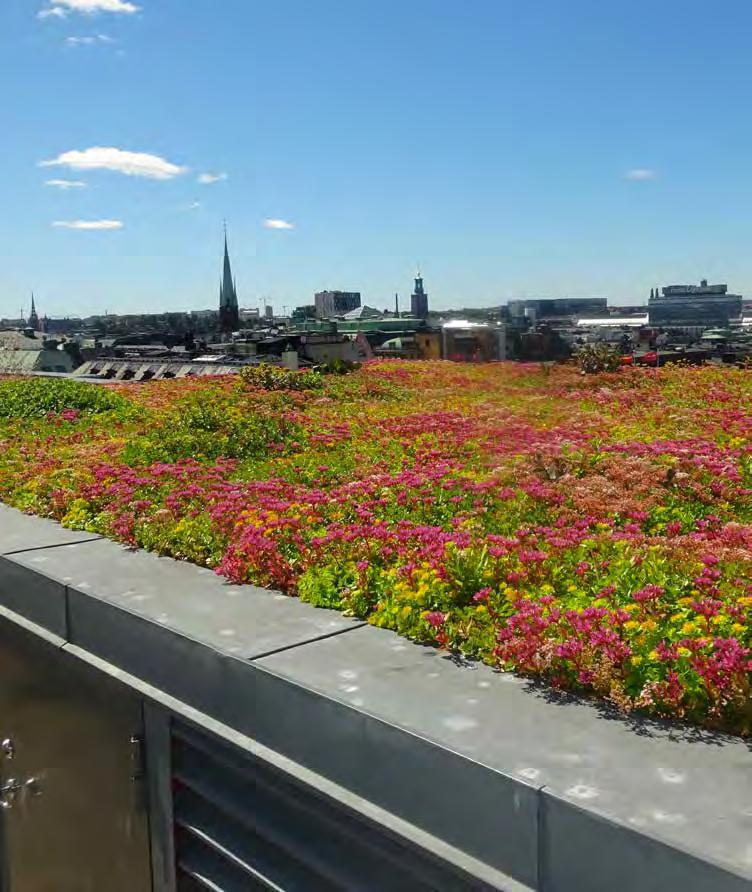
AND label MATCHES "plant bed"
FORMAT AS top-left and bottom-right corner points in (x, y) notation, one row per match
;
(0, 362), (750, 734)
